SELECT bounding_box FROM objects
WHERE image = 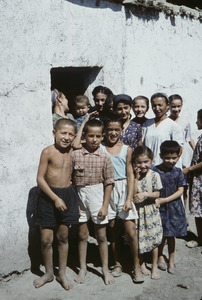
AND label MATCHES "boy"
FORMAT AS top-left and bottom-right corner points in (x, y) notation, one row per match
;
(71, 119), (115, 285)
(33, 119), (79, 290)
(74, 95), (90, 130)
